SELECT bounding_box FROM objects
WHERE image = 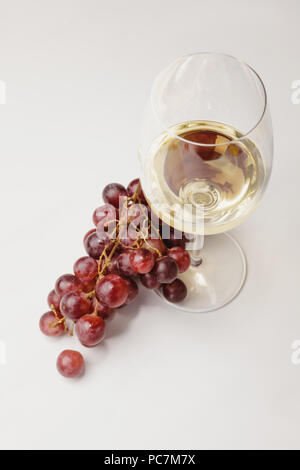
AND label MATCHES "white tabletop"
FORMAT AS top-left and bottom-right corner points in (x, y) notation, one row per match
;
(0, 0), (299, 450)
